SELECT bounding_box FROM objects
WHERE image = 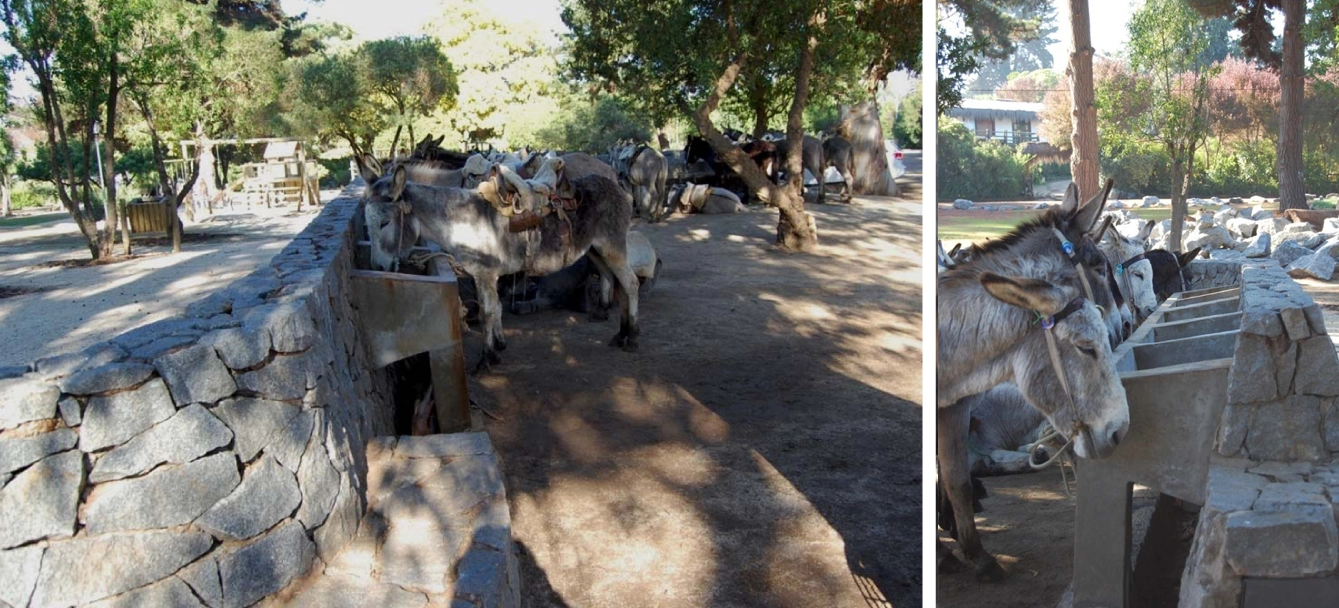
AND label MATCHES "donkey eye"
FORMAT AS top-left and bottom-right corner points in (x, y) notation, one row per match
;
(1133, 271), (1145, 280)
(1077, 345), (1098, 359)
